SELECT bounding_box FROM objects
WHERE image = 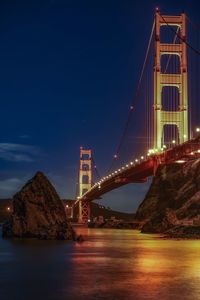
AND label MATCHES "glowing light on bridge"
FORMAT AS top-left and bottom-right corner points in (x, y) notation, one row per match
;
(172, 140), (176, 144)
(148, 149), (153, 155)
